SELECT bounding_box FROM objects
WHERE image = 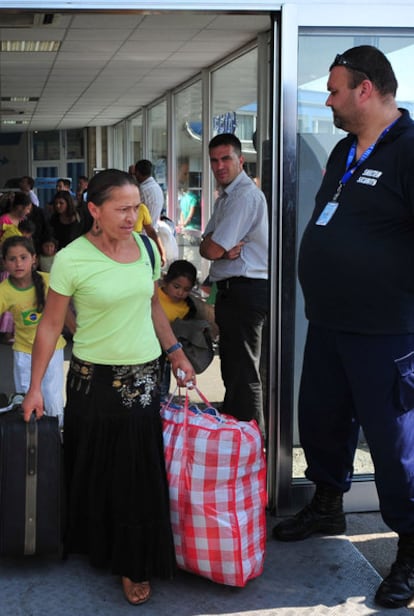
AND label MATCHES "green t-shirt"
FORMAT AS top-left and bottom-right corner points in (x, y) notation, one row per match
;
(50, 233), (161, 365)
